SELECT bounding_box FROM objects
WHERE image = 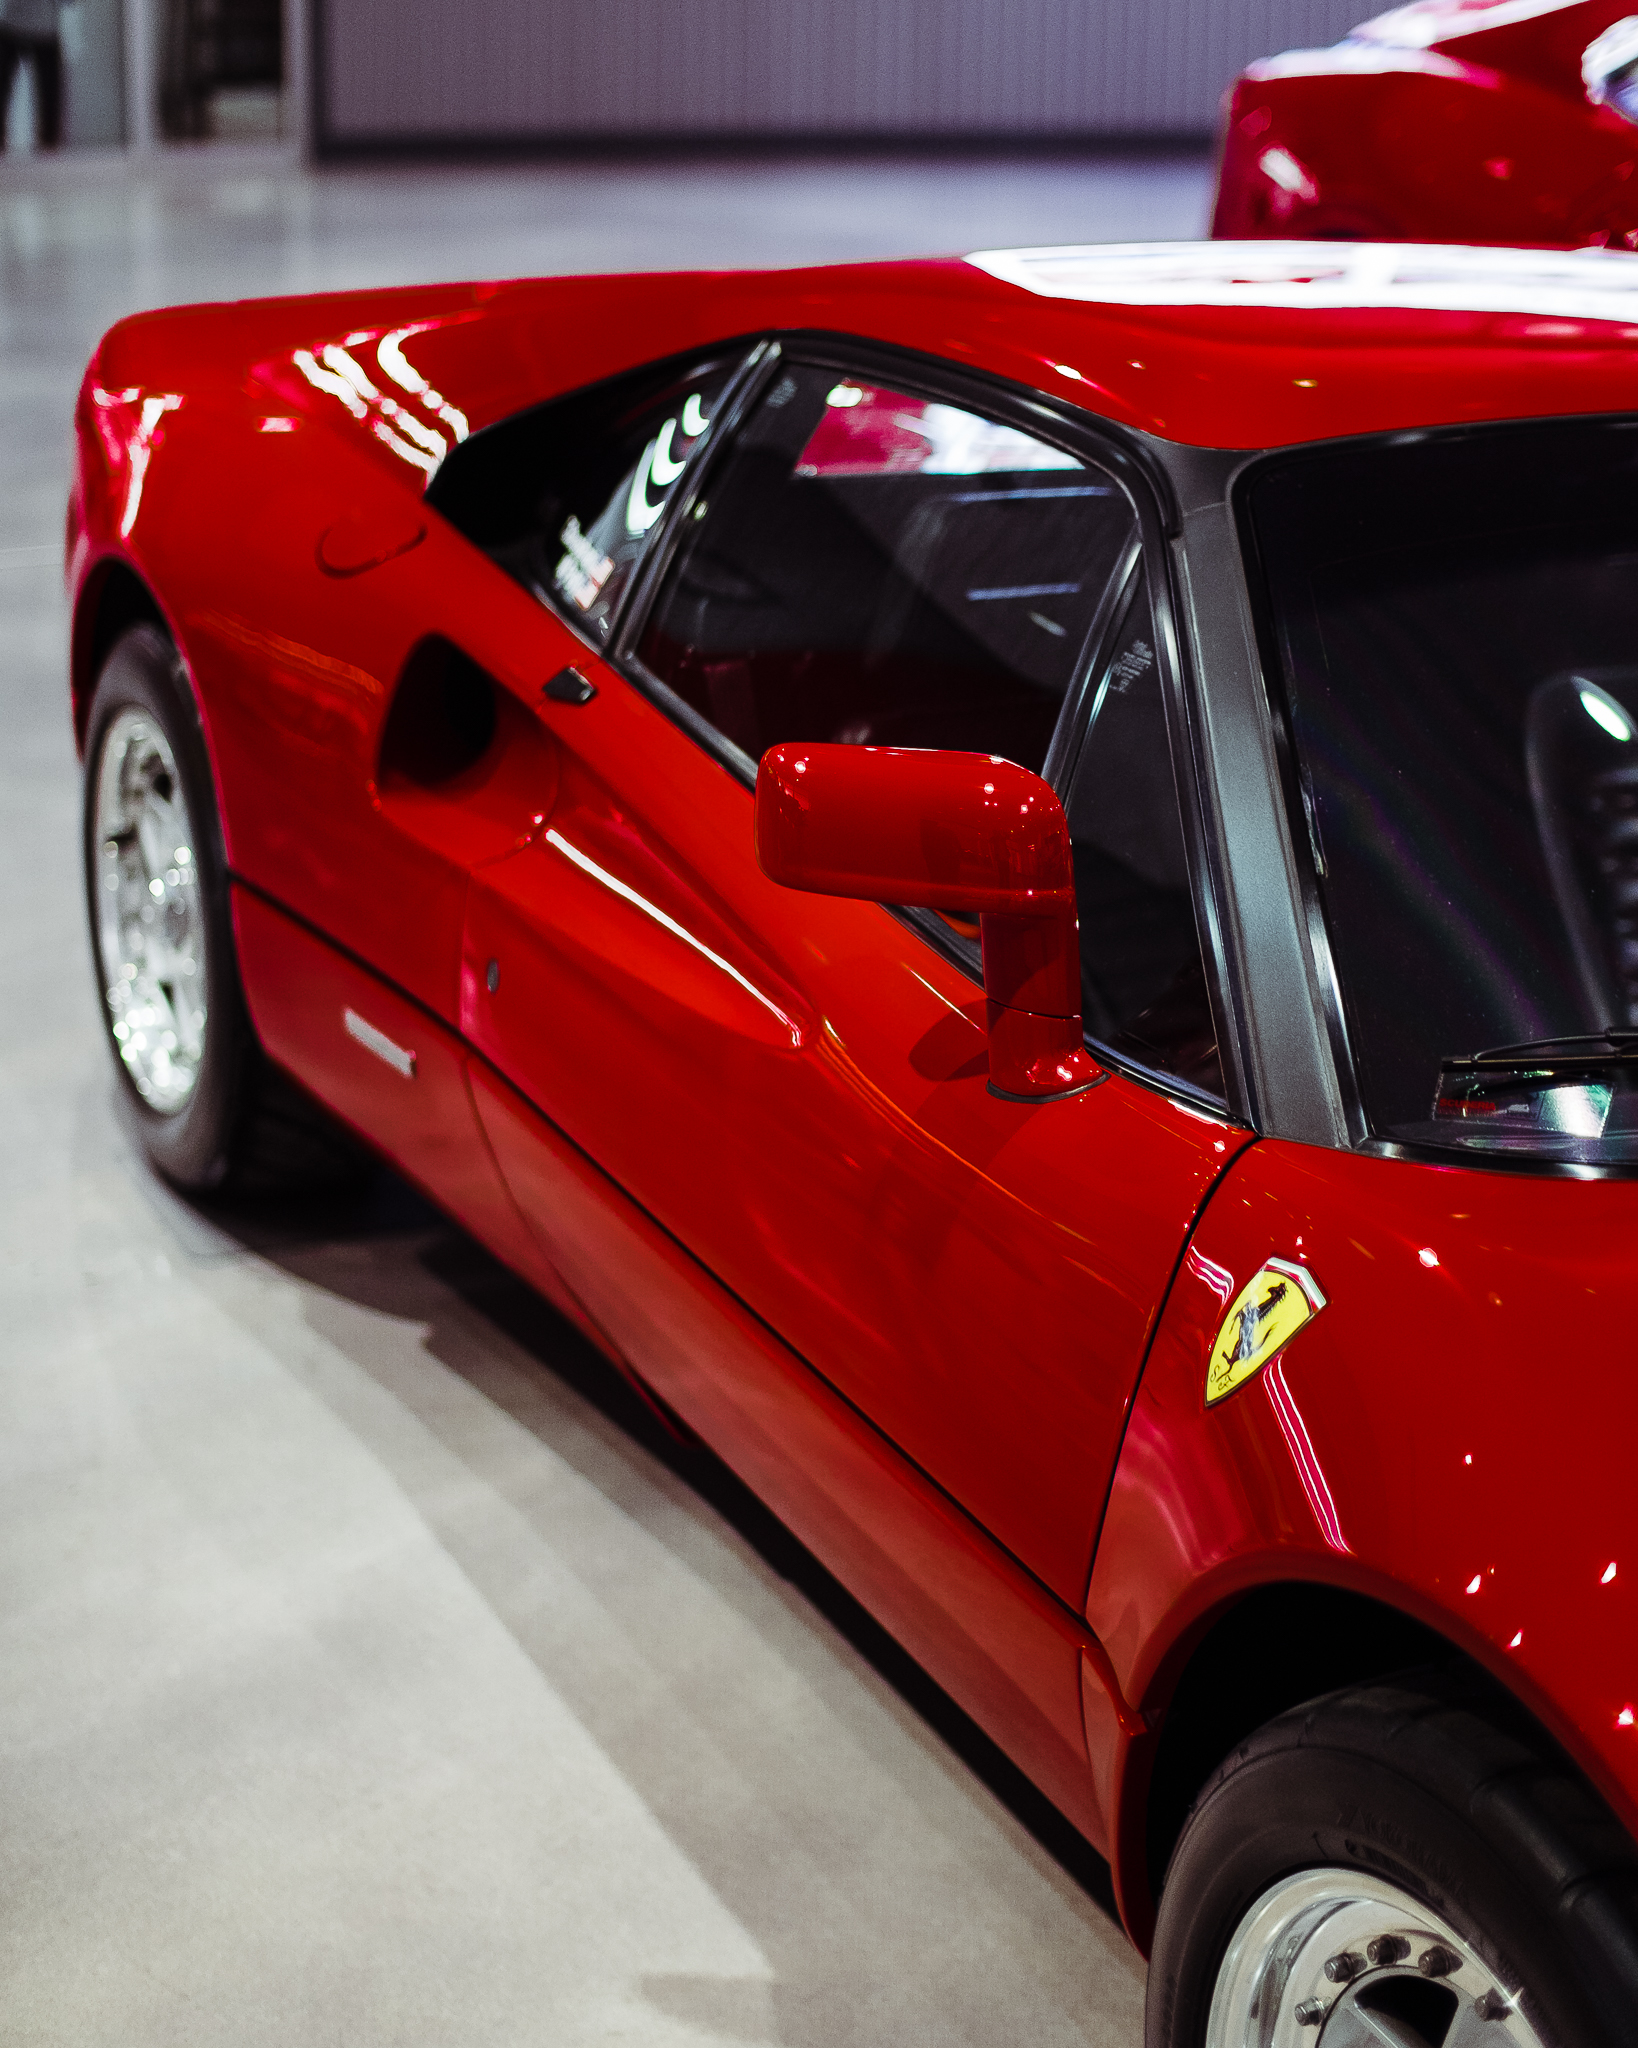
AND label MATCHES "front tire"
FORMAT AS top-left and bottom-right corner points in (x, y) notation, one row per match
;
(82, 622), (360, 1193)
(1148, 1671), (1638, 2048)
